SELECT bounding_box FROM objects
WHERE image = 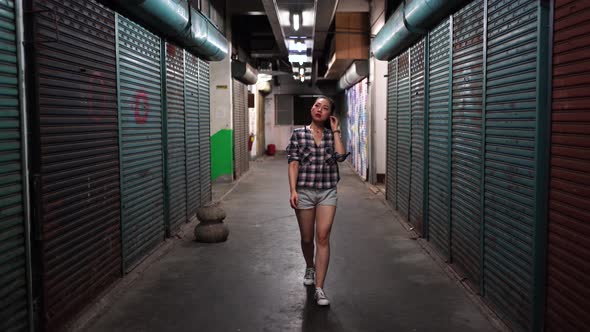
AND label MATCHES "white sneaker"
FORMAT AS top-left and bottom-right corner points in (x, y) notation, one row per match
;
(315, 288), (330, 306)
(303, 267), (315, 286)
